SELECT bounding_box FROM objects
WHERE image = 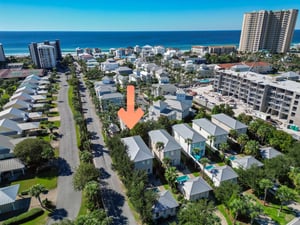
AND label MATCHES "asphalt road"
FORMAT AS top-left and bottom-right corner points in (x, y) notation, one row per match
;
(78, 75), (138, 225)
(47, 74), (82, 224)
